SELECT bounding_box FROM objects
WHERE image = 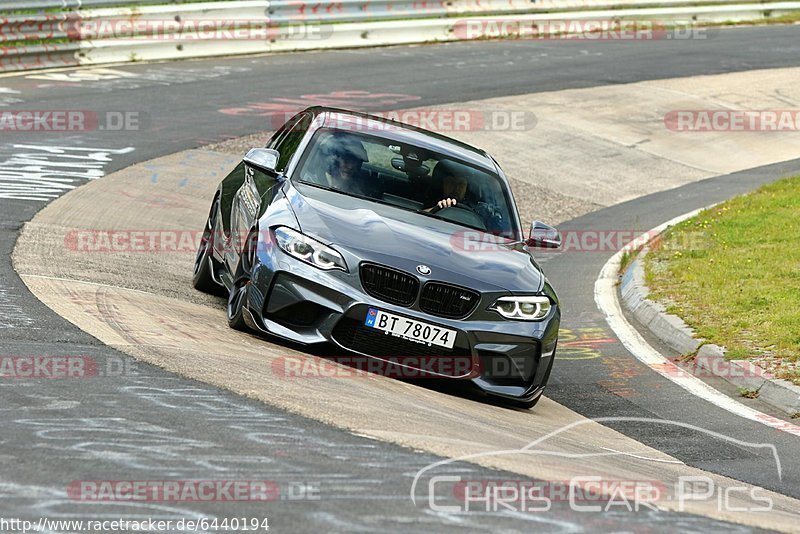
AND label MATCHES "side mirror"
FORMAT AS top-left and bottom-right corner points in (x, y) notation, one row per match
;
(527, 221), (562, 249)
(244, 148), (280, 174)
